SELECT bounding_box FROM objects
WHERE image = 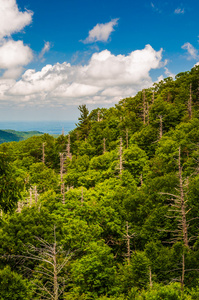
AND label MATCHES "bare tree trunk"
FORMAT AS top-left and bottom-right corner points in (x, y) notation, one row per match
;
(126, 128), (129, 149)
(66, 134), (72, 160)
(119, 137), (123, 175)
(143, 90), (146, 125)
(81, 187), (84, 206)
(181, 252), (185, 292)
(188, 83), (192, 119)
(152, 91), (155, 104)
(124, 222), (135, 265)
(42, 143), (45, 164)
(103, 138), (106, 154)
(149, 266), (153, 288)
(17, 202), (21, 213)
(15, 227), (72, 299)
(97, 110), (100, 122)
(34, 186), (38, 204)
(126, 222), (131, 265)
(60, 153), (65, 204)
(147, 102), (150, 125)
(178, 147), (188, 247)
(53, 240), (58, 300)
(29, 187), (32, 207)
(159, 115), (163, 139)
(140, 174), (143, 186)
